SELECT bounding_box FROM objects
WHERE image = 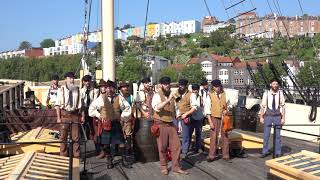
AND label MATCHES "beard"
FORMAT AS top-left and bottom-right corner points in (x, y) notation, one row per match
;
(161, 87), (171, 97)
(271, 86), (279, 92)
(178, 88), (186, 95)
